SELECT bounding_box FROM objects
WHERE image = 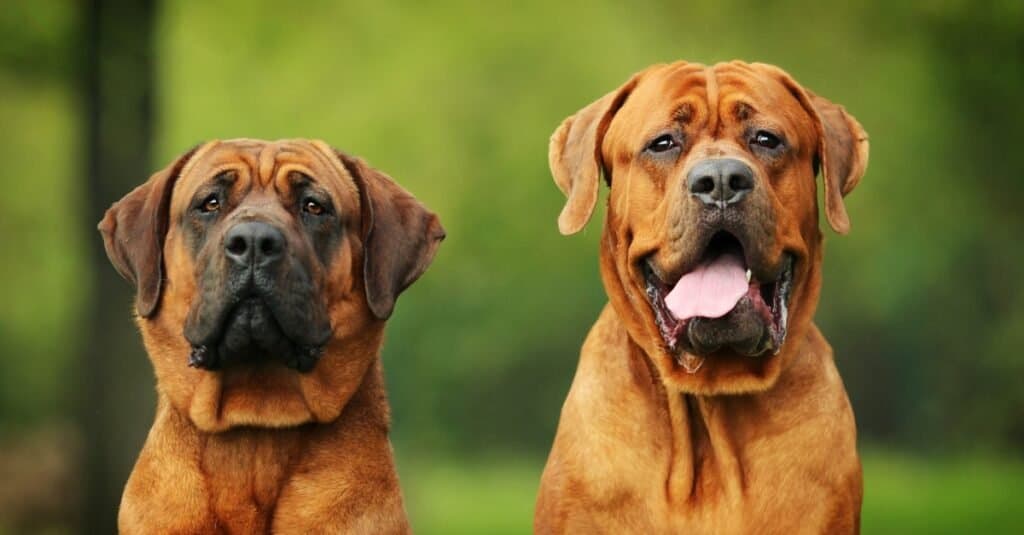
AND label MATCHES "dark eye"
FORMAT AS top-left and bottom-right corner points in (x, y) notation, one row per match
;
(303, 198), (325, 216)
(752, 131), (782, 150)
(646, 134), (678, 153)
(200, 194), (220, 213)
